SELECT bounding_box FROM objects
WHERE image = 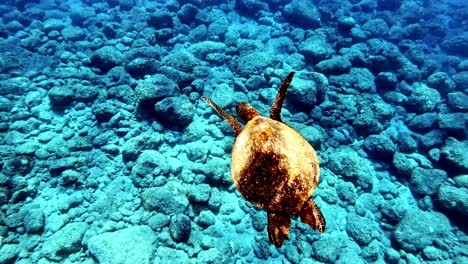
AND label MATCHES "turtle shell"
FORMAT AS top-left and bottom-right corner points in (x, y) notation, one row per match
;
(231, 115), (320, 215)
